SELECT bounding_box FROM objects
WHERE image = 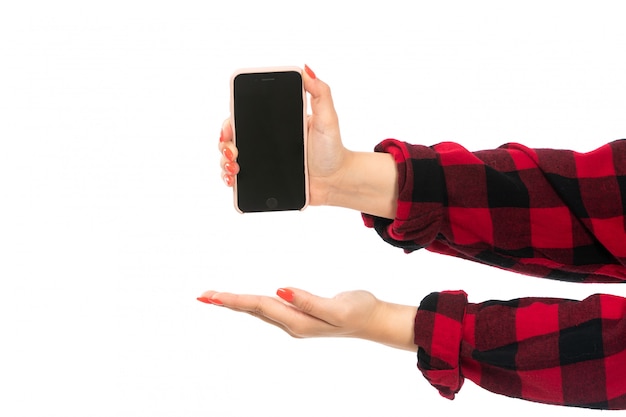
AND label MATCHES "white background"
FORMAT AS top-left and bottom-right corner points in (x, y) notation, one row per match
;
(1, 1), (625, 416)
